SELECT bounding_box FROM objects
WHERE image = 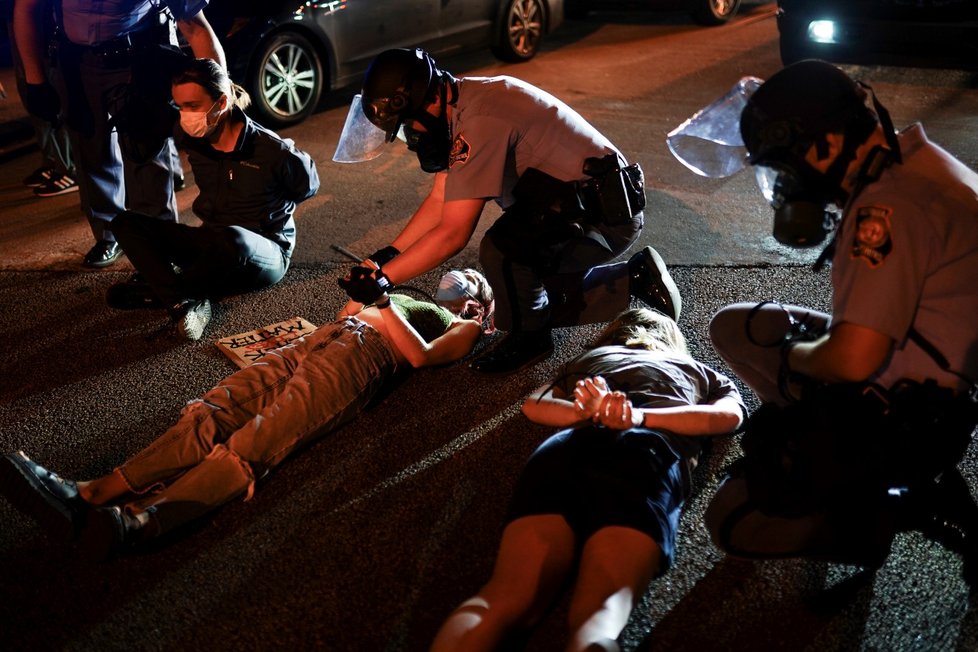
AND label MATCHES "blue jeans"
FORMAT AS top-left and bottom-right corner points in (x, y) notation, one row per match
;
(111, 211), (290, 305)
(117, 318), (398, 535)
(60, 46), (178, 242)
